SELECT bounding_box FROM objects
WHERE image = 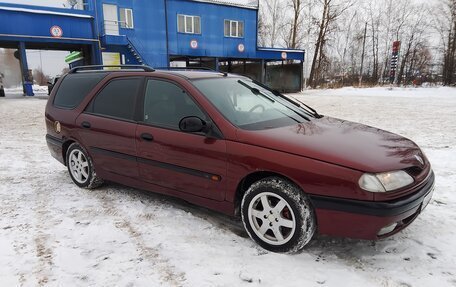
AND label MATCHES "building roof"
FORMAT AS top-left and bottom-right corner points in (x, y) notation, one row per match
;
(0, 5), (92, 18)
(190, 0), (258, 9)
